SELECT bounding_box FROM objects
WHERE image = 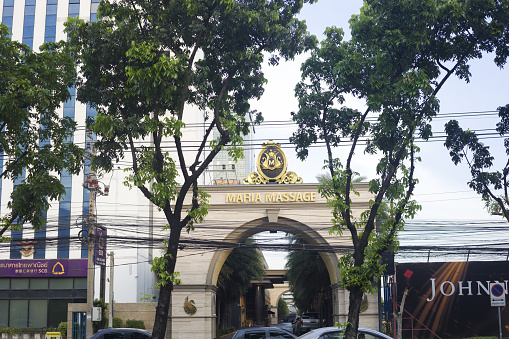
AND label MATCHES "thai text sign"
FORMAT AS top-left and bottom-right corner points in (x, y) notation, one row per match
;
(94, 227), (107, 266)
(0, 259), (87, 277)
